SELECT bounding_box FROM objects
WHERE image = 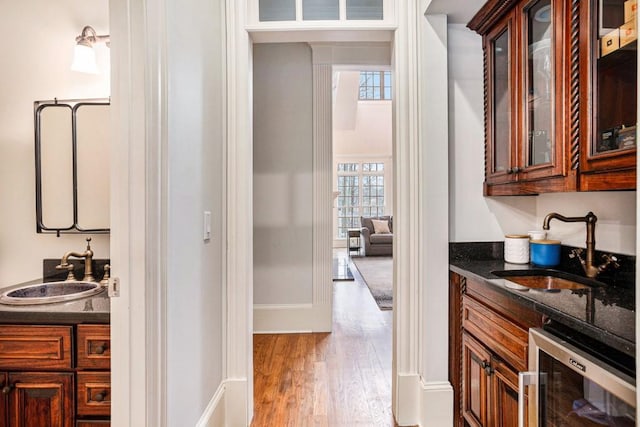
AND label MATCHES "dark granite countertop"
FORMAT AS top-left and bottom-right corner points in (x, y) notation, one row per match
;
(0, 278), (110, 324)
(450, 242), (635, 358)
